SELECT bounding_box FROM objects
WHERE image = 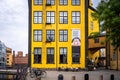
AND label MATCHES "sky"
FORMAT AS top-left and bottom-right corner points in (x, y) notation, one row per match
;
(0, 0), (28, 54)
(0, 0), (100, 55)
